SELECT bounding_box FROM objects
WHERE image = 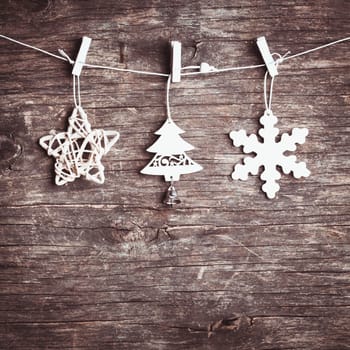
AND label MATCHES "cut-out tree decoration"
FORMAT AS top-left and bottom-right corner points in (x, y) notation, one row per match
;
(230, 110), (310, 199)
(40, 106), (119, 185)
(141, 116), (202, 206)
